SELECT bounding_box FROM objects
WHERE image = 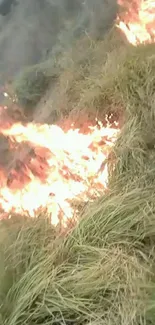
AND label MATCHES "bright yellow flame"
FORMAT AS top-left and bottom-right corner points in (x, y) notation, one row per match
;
(0, 119), (119, 226)
(117, 0), (155, 45)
